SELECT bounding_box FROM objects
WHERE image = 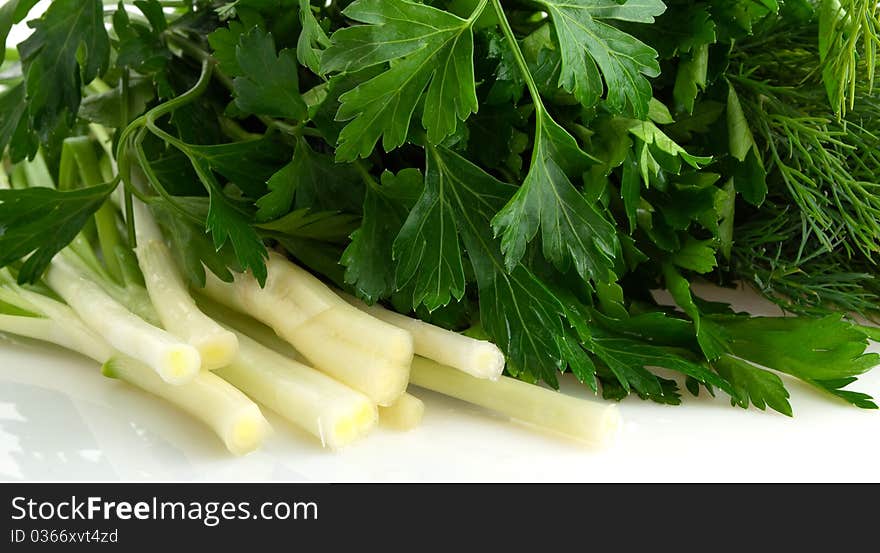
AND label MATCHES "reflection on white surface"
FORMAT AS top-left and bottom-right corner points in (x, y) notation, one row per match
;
(0, 339), (318, 481)
(0, 401), (25, 479)
(0, 383), (114, 480)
